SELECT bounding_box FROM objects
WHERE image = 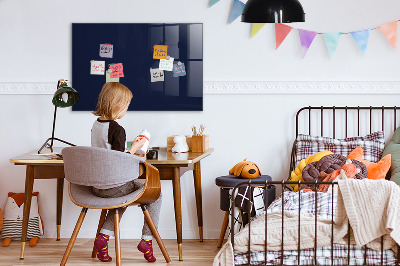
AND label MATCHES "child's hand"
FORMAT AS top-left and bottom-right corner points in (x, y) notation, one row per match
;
(129, 137), (147, 154)
(134, 149), (149, 157)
